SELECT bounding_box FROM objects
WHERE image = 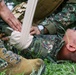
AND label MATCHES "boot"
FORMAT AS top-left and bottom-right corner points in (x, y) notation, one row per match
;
(0, 41), (44, 75)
